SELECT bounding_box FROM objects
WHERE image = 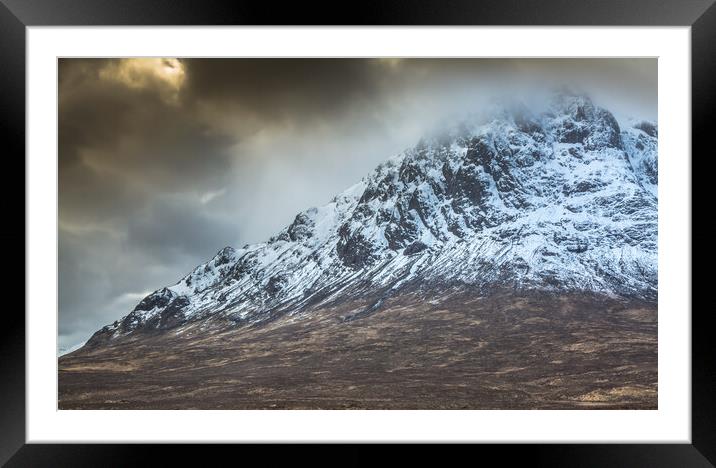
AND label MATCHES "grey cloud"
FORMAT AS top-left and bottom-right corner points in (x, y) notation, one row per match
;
(125, 196), (241, 264)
